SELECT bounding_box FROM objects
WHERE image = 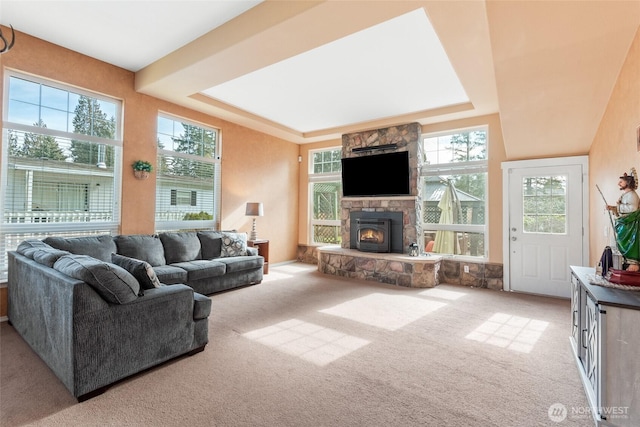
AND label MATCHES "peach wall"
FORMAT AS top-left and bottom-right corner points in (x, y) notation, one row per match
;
(589, 27), (640, 267)
(0, 27), (299, 264)
(298, 114), (506, 264)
